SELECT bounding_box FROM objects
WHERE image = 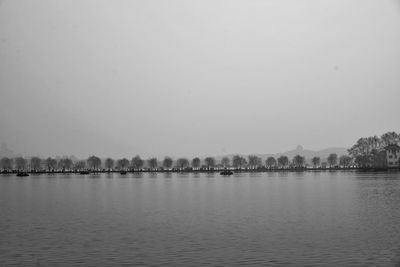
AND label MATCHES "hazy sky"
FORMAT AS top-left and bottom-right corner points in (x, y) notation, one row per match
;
(0, 0), (399, 158)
